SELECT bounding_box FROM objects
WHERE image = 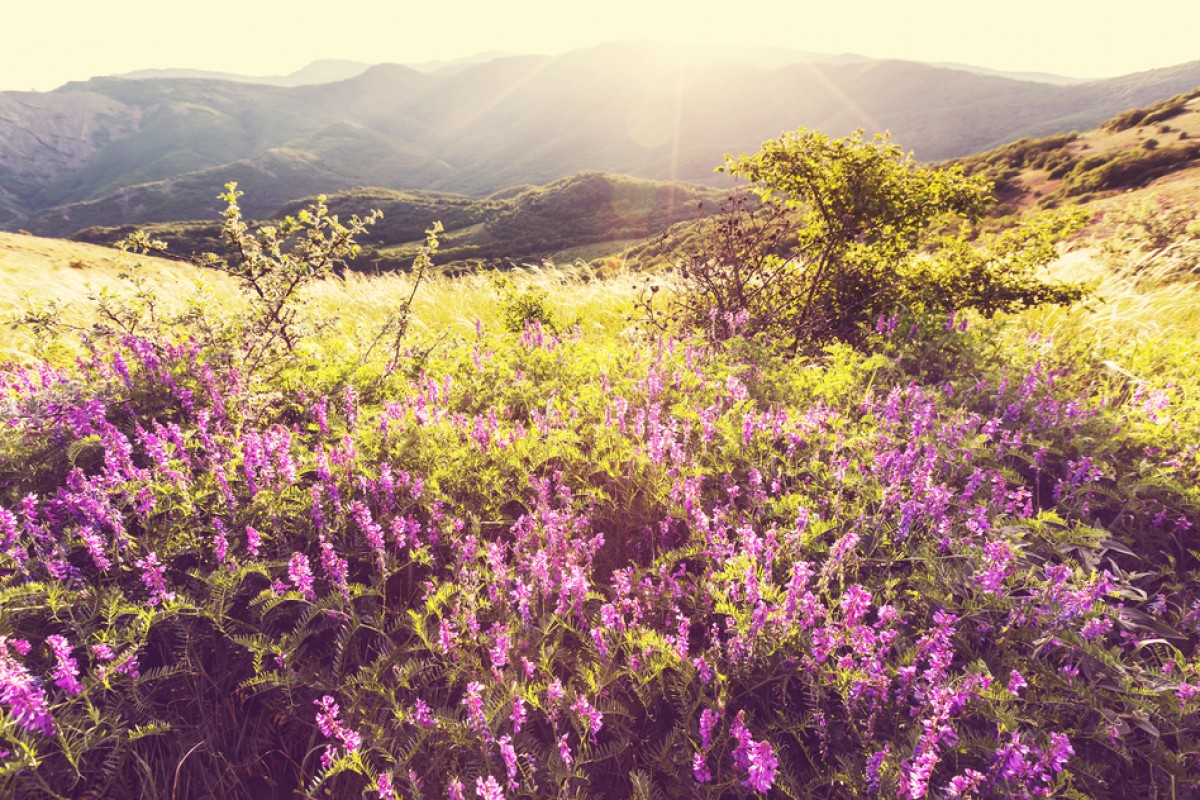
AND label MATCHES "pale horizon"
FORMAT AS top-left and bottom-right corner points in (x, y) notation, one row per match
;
(4, 0), (1200, 92)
